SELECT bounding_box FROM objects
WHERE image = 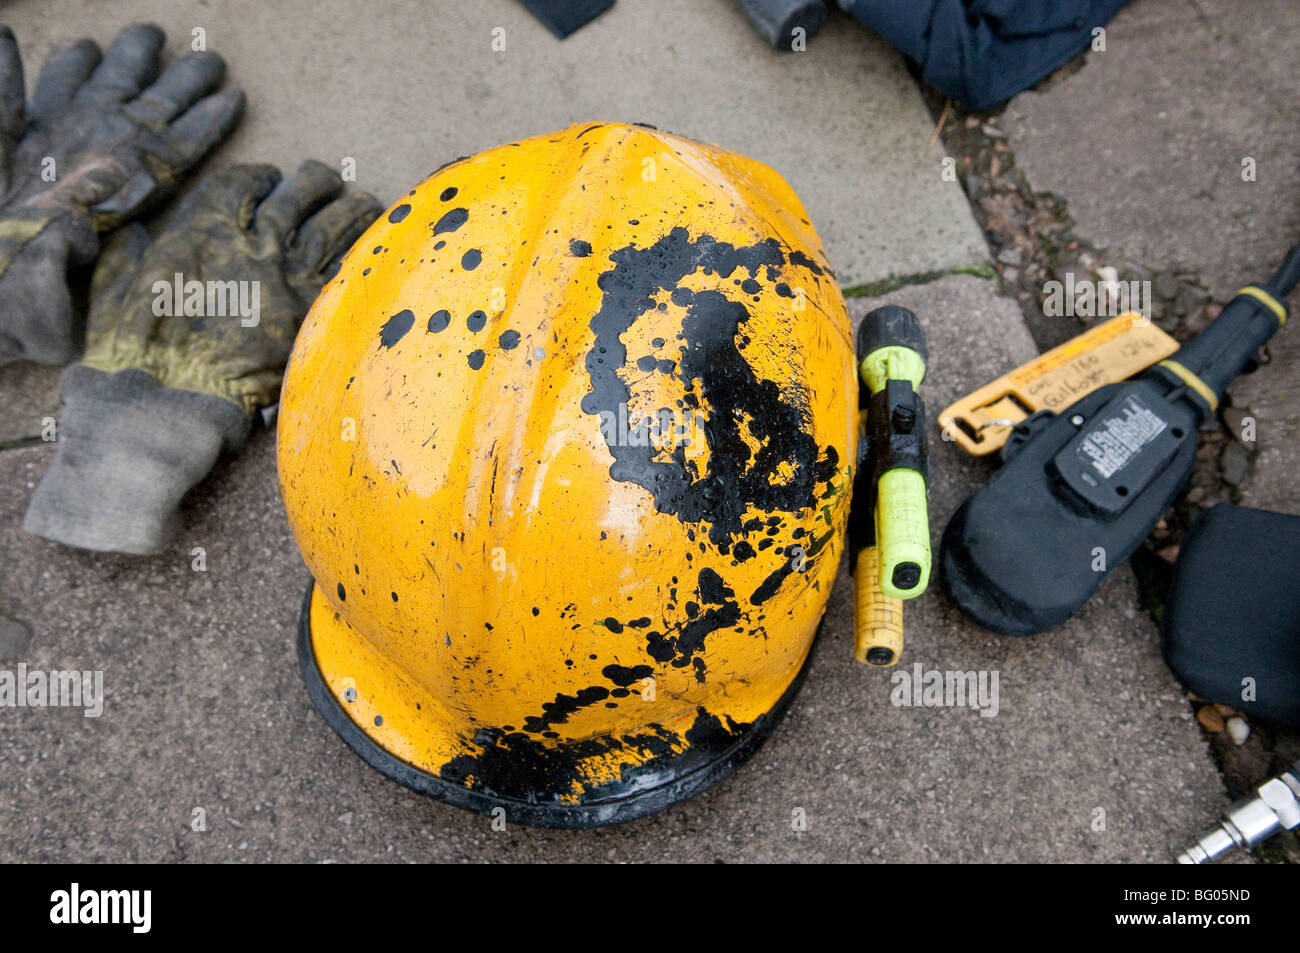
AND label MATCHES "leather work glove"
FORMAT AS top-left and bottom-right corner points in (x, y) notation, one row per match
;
(23, 161), (382, 554)
(0, 22), (244, 365)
